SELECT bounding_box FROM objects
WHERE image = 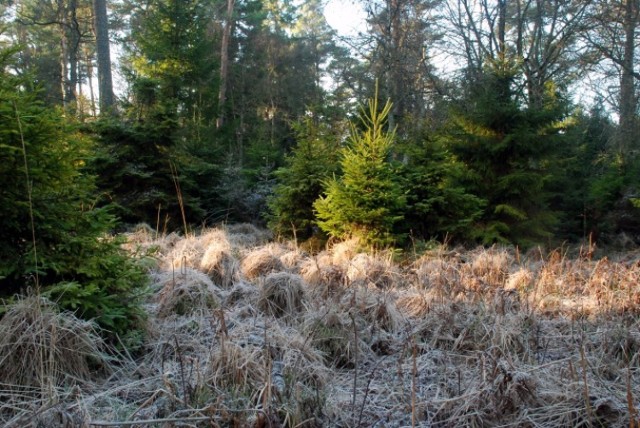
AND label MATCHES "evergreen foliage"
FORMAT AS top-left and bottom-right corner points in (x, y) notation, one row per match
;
(399, 132), (485, 241)
(267, 117), (342, 239)
(94, 0), (224, 229)
(549, 105), (615, 241)
(447, 60), (569, 247)
(89, 116), (211, 231)
(314, 96), (406, 248)
(0, 47), (146, 339)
